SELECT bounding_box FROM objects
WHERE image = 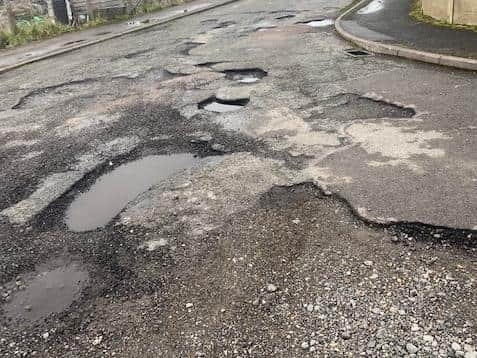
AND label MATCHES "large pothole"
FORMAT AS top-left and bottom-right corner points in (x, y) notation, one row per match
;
(2, 259), (89, 327)
(314, 93), (416, 121)
(198, 97), (250, 113)
(65, 153), (201, 232)
(221, 68), (268, 84)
